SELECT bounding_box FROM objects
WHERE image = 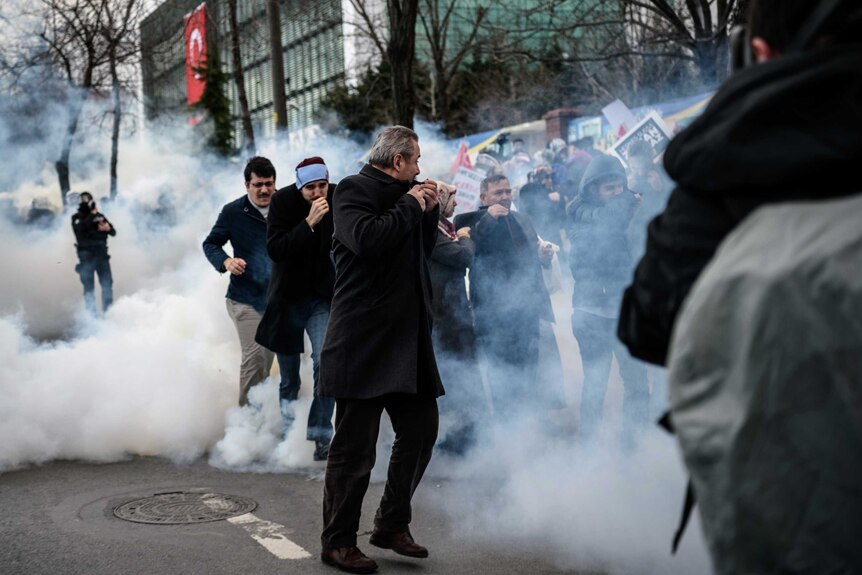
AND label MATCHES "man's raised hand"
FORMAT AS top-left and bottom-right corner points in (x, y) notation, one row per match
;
(407, 186), (427, 211)
(421, 180), (439, 212)
(306, 197), (330, 229)
(487, 204), (509, 219)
